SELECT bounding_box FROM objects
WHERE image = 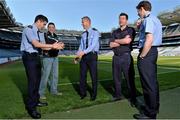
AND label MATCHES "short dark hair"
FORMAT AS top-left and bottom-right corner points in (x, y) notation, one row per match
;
(136, 0), (152, 11)
(82, 16), (91, 22)
(119, 13), (128, 20)
(34, 15), (48, 23)
(48, 22), (55, 27)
